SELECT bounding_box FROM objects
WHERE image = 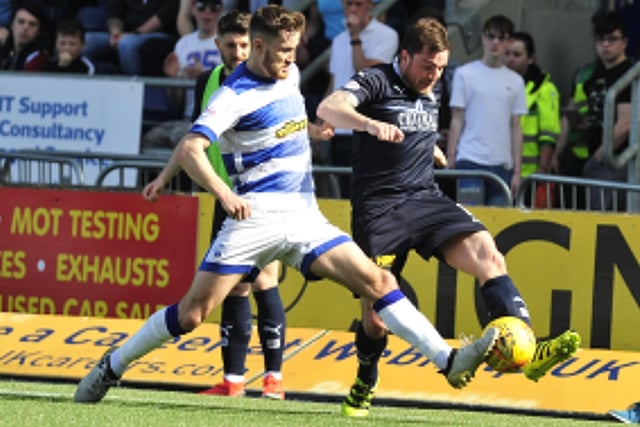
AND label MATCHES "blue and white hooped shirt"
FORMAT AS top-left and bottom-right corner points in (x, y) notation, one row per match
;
(190, 63), (316, 212)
